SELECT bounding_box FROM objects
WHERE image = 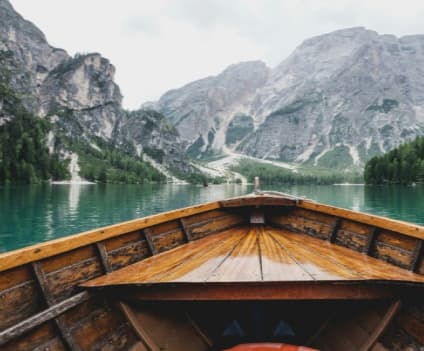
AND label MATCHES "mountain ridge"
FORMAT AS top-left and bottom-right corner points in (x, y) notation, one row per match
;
(0, 0), (194, 183)
(149, 26), (424, 169)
